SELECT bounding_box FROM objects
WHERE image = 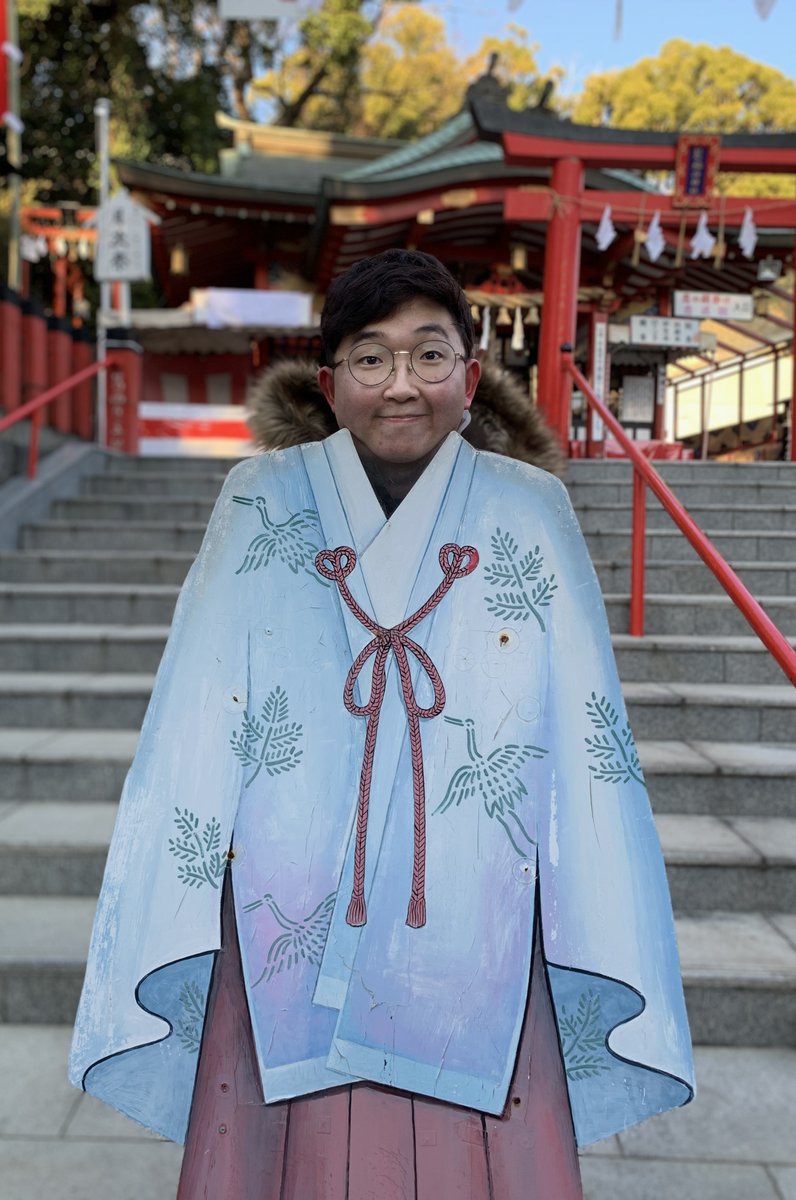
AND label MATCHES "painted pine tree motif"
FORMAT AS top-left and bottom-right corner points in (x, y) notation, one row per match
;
(229, 685), (303, 787)
(168, 808), (227, 889)
(243, 892), (337, 987)
(232, 495), (327, 582)
(435, 715), (547, 856)
(584, 692), (644, 785)
(483, 528), (557, 632)
(559, 989), (609, 1081)
(175, 980), (205, 1053)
